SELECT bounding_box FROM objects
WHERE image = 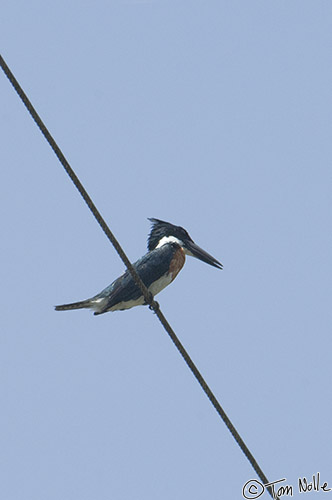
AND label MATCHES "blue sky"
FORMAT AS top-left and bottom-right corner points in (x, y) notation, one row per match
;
(1, 1), (331, 499)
